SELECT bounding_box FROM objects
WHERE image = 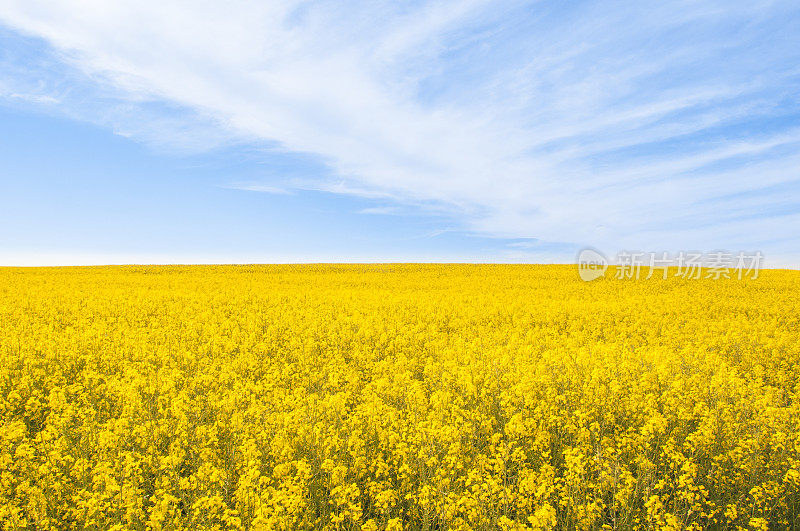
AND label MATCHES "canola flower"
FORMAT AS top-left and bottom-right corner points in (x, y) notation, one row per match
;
(1, 264), (799, 530)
